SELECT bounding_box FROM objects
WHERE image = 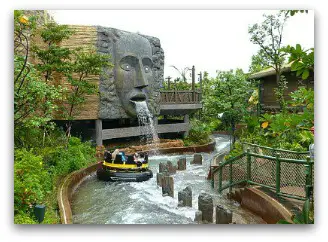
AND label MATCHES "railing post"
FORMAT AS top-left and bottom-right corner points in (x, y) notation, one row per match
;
(305, 156), (313, 200)
(229, 161), (232, 193)
(192, 65), (195, 102)
(218, 167), (222, 194)
(275, 152), (281, 195)
(210, 167), (214, 188)
(246, 149), (251, 184)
